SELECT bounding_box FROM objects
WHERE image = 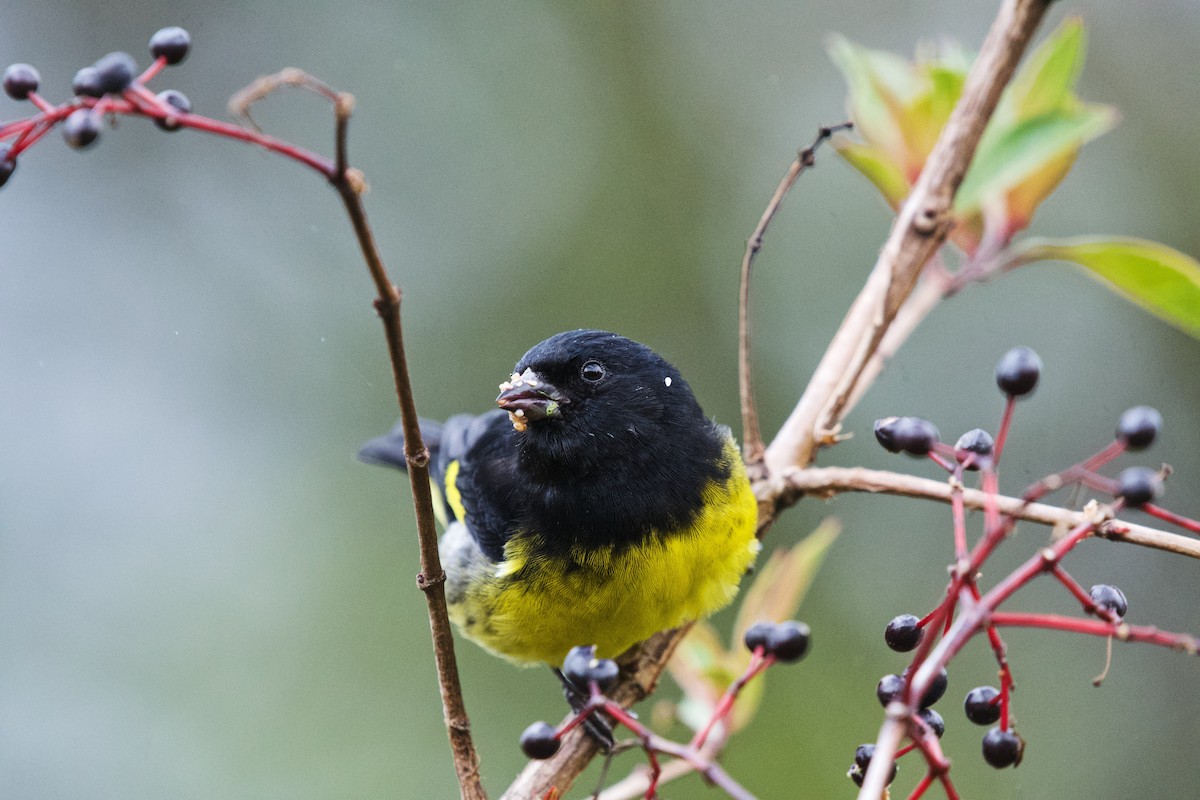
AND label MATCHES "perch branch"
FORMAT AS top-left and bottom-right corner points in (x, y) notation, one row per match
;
(765, 0), (1054, 480)
(781, 465), (1200, 560)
